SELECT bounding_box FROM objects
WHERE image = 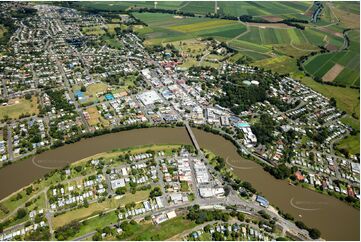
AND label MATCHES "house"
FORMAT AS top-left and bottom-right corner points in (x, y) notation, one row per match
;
(256, 195), (269, 208)
(294, 171), (305, 181)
